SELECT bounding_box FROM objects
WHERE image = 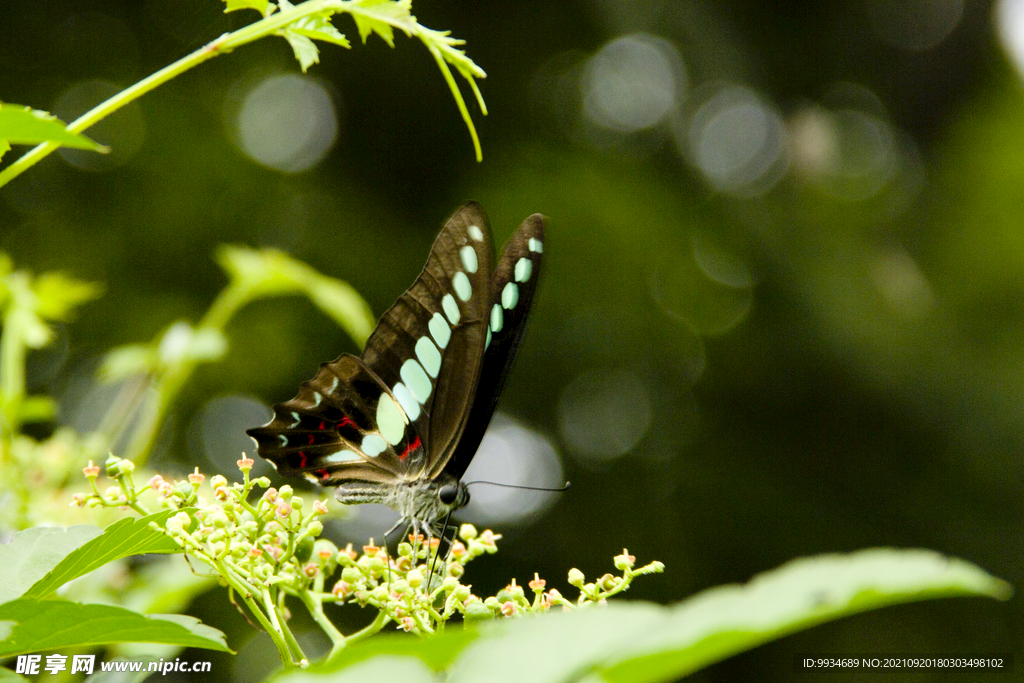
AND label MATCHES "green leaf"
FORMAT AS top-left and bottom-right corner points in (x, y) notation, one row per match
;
(0, 104), (107, 151)
(294, 550), (1009, 683)
(283, 30), (321, 72)
(216, 245), (375, 346)
(0, 666), (29, 682)
(309, 628), (478, 676)
(224, 0), (270, 13)
(289, 10), (351, 49)
(0, 526), (103, 604)
(24, 511), (184, 599)
(595, 549), (1012, 683)
(306, 276), (375, 346)
(281, 657), (436, 683)
(0, 139), (10, 161)
(348, 0), (414, 47)
(0, 599), (230, 657)
(33, 272), (103, 321)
